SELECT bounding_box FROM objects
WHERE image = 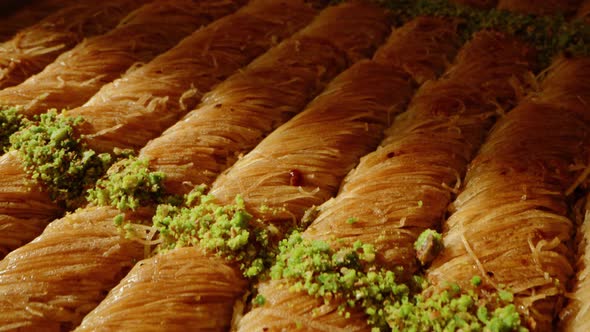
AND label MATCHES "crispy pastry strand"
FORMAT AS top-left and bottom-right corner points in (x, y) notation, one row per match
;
(560, 199), (590, 332)
(82, 58), (411, 331)
(0, 206), (147, 331)
(551, 58), (590, 332)
(0, 0), (317, 328)
(69, 0), (316, 153)
(78, 247), (246, 331)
